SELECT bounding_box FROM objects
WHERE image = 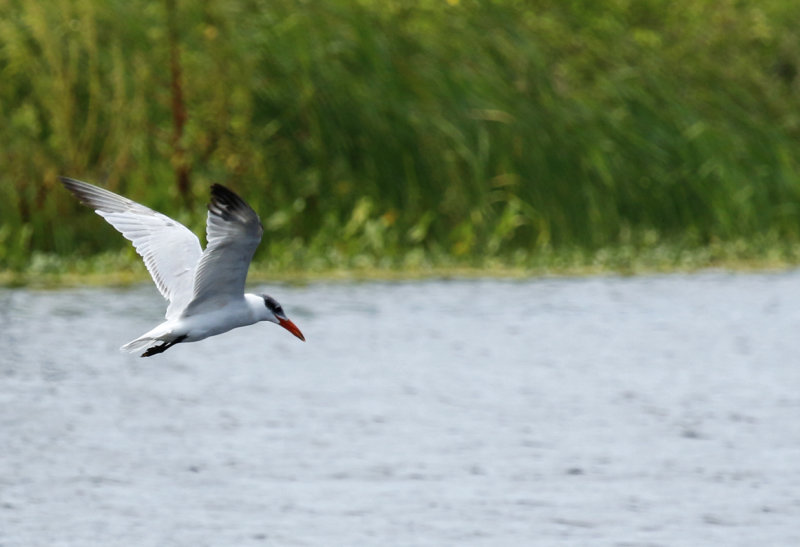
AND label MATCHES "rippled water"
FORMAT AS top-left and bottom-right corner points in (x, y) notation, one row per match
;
(1, 273), (800, 546)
